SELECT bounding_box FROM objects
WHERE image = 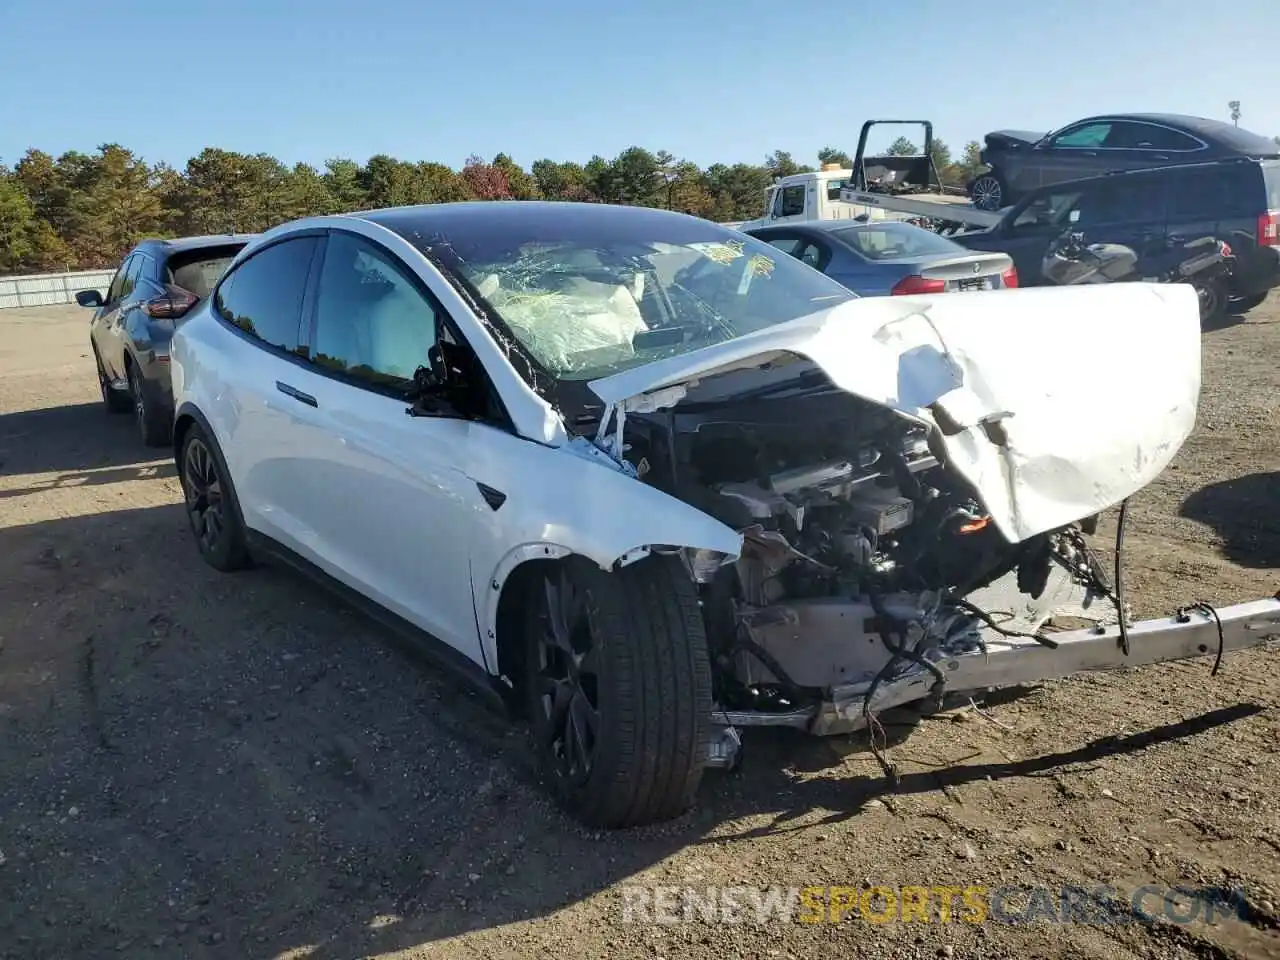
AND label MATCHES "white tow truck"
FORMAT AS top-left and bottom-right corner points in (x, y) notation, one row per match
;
(729, 120), (1005, 235)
